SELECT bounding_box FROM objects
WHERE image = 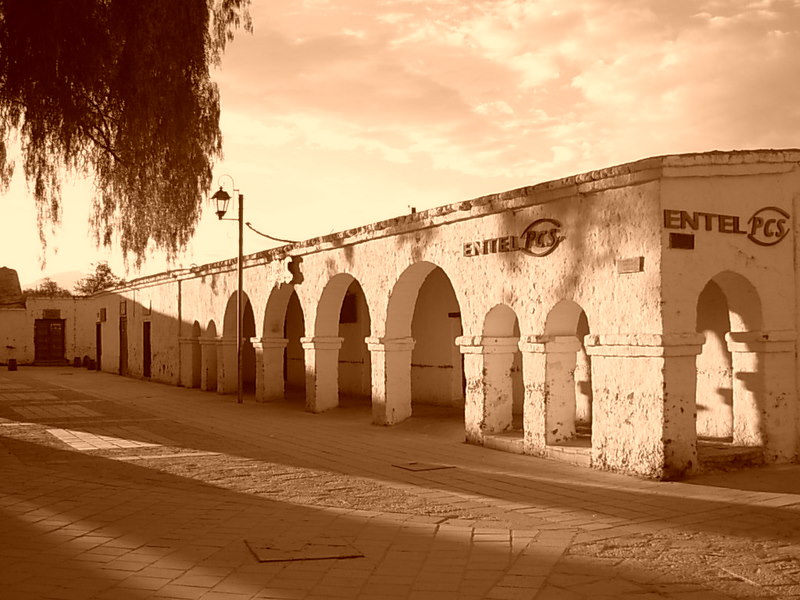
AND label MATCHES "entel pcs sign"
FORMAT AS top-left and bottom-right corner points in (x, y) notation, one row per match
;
(663, 206), (791, 246)
(462, 218), (566, 258)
